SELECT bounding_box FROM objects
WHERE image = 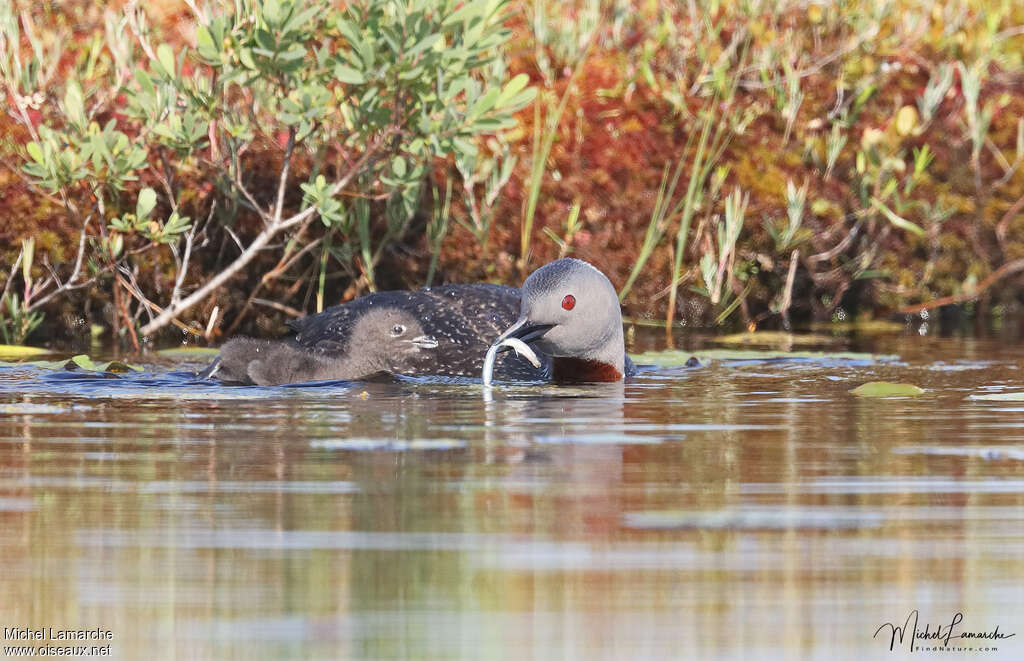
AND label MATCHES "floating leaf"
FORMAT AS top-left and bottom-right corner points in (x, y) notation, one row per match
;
(0, 354), (141, 373)
(713, 331), (841, 347)
(0, 345), (52, 360)
(82, 357), (143, 373)
(971, 392), (1024, 401)
(156, 347), (220, 357)
(808, 320), (905, 334)
(630, 349), (890, 365)
(851, 382), (925, 397)
(0, 358), (68, 370)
